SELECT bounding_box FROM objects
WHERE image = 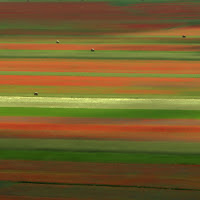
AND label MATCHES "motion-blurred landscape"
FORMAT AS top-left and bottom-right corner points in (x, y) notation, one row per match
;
(0, 0), (200, 199)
